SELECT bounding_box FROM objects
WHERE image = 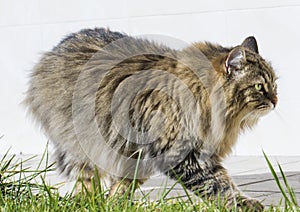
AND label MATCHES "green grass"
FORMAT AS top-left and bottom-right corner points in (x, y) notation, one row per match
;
(0, 148), (299, 211)
(263, 151), (299, 211)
